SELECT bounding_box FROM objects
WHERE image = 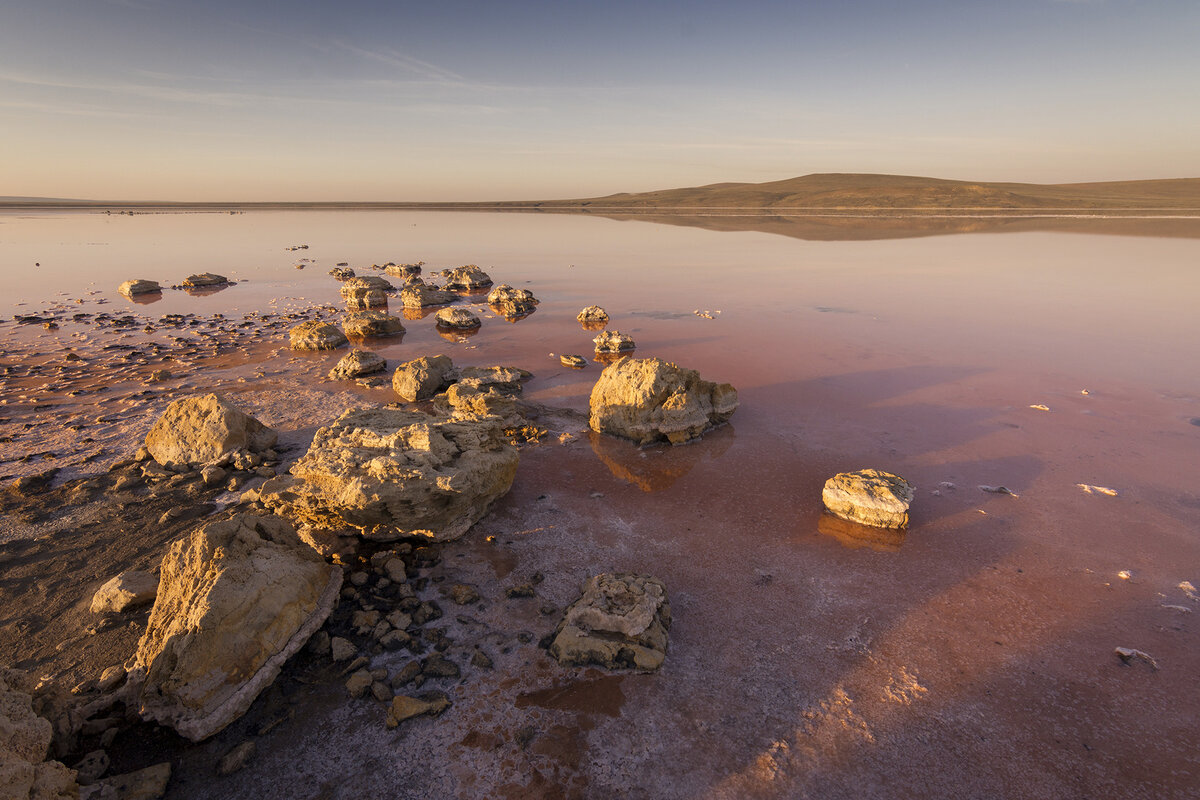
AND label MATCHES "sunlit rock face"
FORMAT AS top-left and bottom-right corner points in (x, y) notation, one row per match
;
(822, 468), (915, 529)
(144, 393), (277, 468)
